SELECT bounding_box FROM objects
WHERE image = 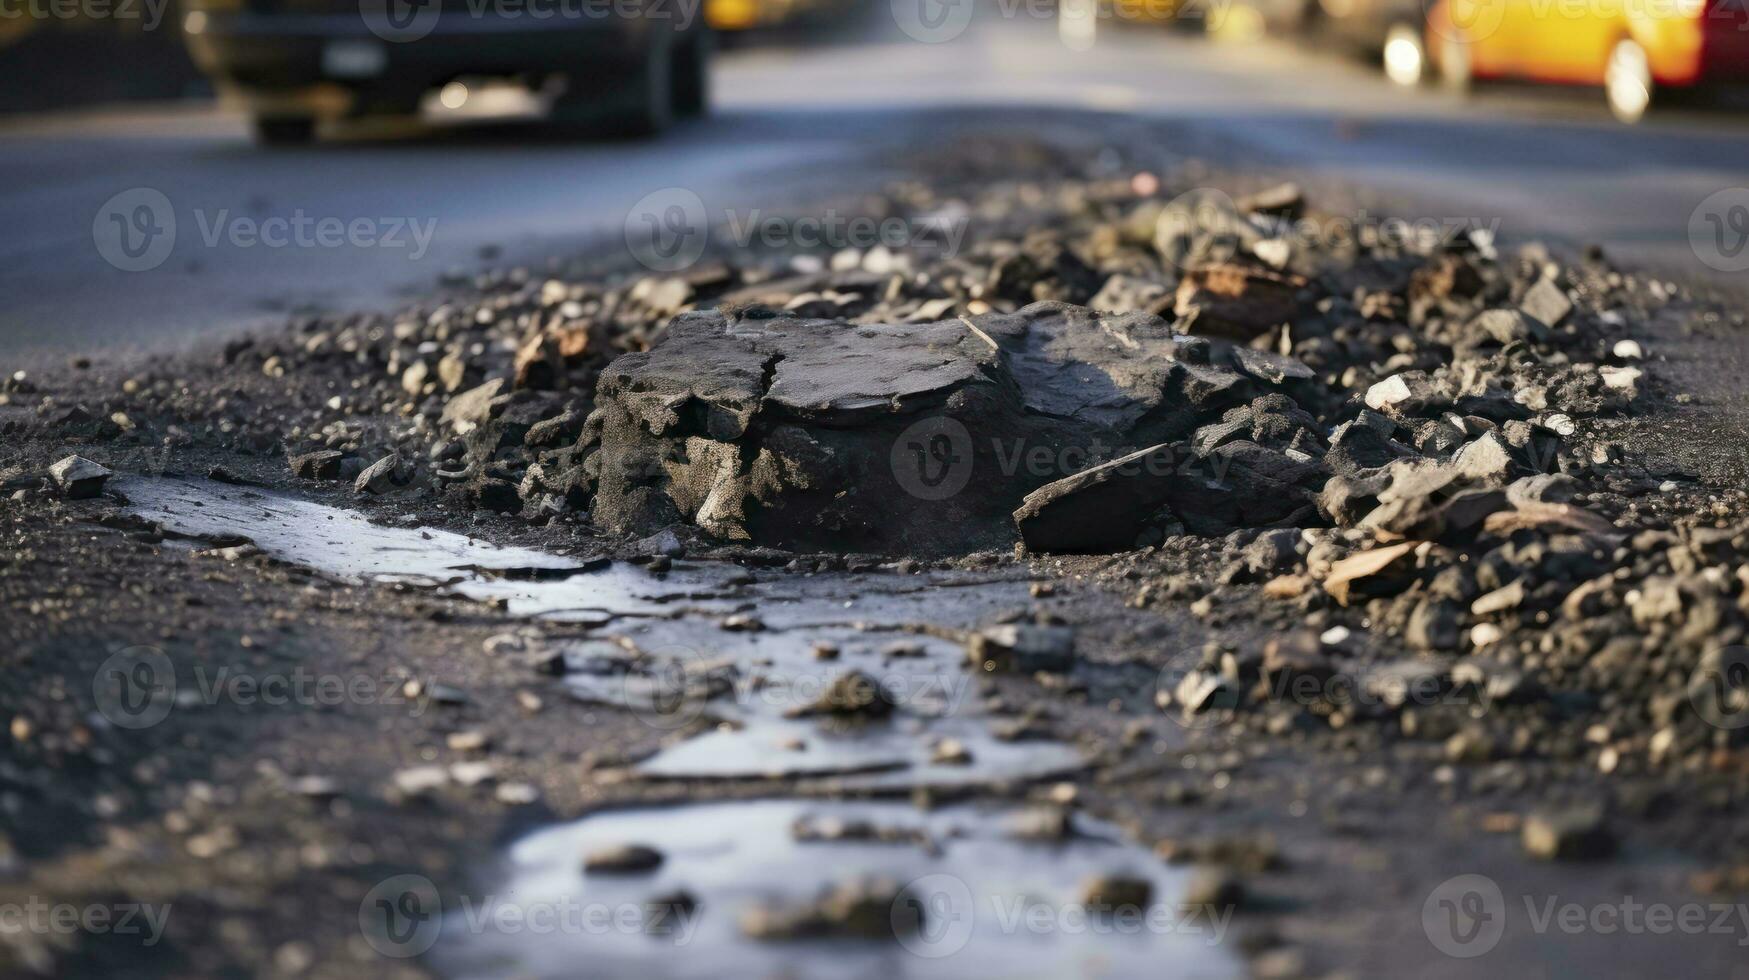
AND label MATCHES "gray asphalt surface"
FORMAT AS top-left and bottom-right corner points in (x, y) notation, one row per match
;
(2, 8), (1748, 367)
